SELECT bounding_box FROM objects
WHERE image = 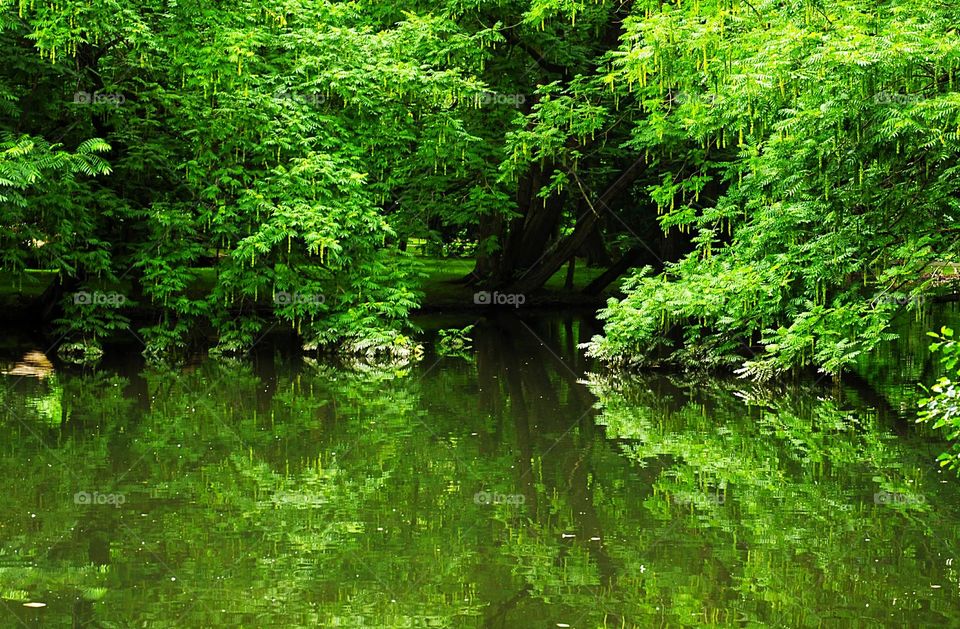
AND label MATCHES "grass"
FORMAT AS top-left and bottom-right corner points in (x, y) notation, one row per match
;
(0, 254), (614, 316)
(415, 256), (611, 309)
(0, 269), (57, 310)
